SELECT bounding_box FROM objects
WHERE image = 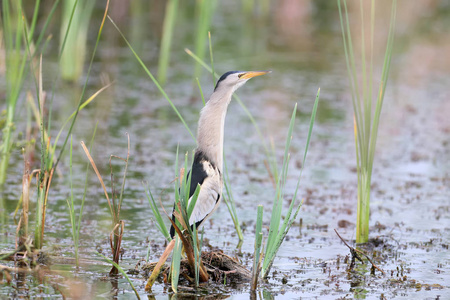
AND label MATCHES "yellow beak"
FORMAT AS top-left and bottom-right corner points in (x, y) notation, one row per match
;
(240, 70), (271, 80)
